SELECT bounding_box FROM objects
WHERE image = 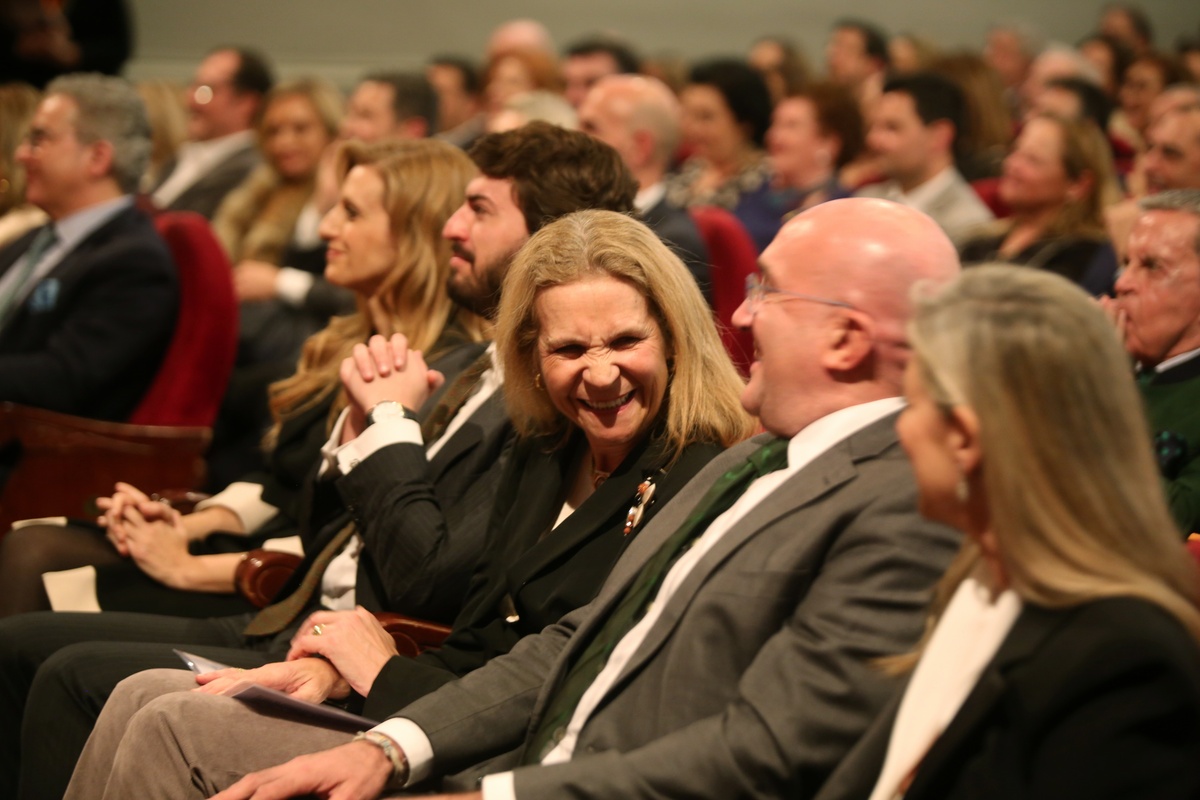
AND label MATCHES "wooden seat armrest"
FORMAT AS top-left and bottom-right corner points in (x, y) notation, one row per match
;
(373, 612), (452, 657)
(235, 549), (303, 609)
